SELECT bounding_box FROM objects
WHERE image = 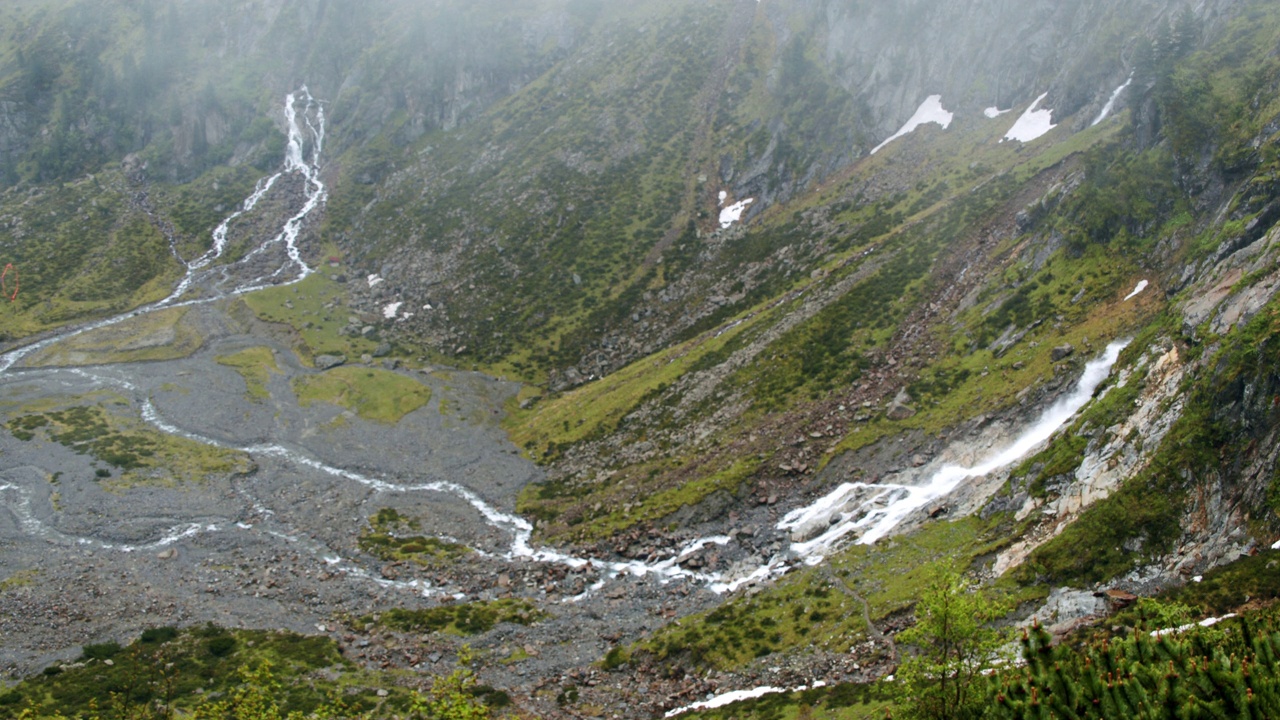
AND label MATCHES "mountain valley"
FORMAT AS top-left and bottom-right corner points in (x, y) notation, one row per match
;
(3, 1), (1280, 717)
